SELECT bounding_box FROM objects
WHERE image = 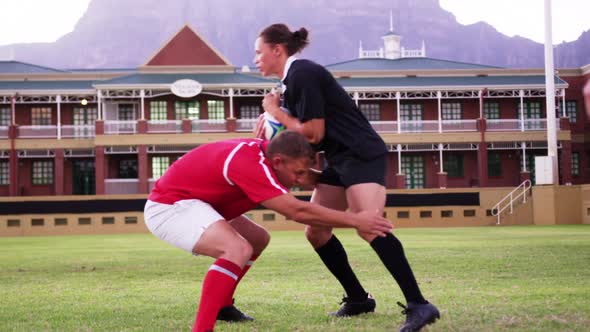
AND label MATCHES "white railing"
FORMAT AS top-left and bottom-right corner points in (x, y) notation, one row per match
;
(104, 121), (137, 135)
(487, 119), (560, 132)
(400, 120), (439, 133)
(147, 120), (183, 133)
(61, 125), (95, 138)
(0, 126), (8, 139)
(105, 178), (139, 195)
(370, 121), (398, 133)
(191, 119), (227, 132)
(401, 49), (425, 57)
(148, 178), (157, 192)
(442, 119), (478, 132)
(359, 50), (384, 58)
(18, 125), (58, 138)
(236, 119), (258, 132)
(491, 180), (532, 225)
